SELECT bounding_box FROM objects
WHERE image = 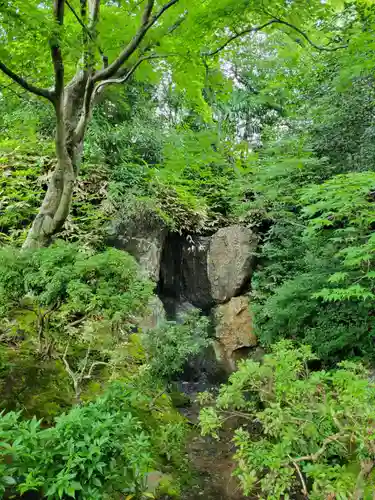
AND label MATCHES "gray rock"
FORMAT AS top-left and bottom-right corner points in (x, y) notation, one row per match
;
(109, 213), (166, 282)
(180, 226), (258, 308)
(208, 225), (258, 303)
